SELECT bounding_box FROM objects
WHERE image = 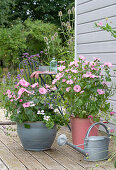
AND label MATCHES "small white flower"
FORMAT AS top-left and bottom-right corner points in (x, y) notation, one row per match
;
(41, 110), (44, 113)
(44, 116), (50, 121)
(37, 110), (40, 114)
